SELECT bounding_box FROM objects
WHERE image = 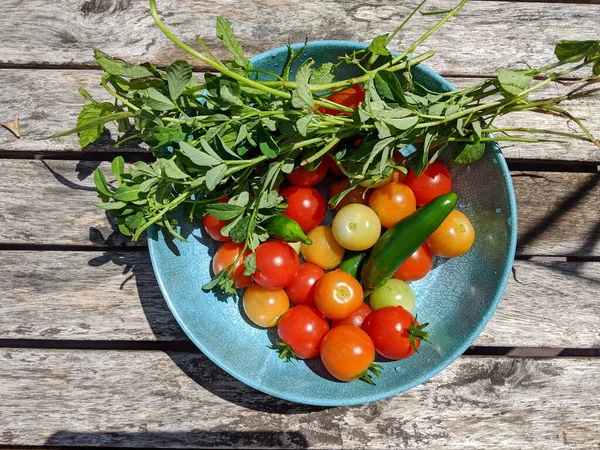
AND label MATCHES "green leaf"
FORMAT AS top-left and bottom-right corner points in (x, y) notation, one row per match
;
(230, 191), (250, 207)
(261, 117), (277, 132)
(143, 88), (176, 111)
(164, 160), (188, 180)
(380, 115), (418, 130)
(229, 215), (251, 242)
(125, 212), (146, 230)
(296, 114), (313, 137)
(497, 69), (534, 97)
(114, 185), (141, 202)
(94, 49), (153, 78)
(452, 142), (486, 164)
(216, 16), (251, 69)
(472, 120), (482, 141)
(152, 126), (187, 147)
(554, 40), (600, 63)
(257, 124), (280, 158)
(242, 253), (257, 275)
(367, 34), (391, 56)
(199, 139), (224, 161)
(133, 161), (157, 176)
(220, 84), (244, 106)
(167, 60), (193, 101)
(291, 60), (315, 110)
(93, 169), (113, 198)
(374, 70), (406, 105)
(206, 164), (228, 191)
(205, 203), (244, 220)
(139, 177), (158, 193)
(77, 103), (106, 148)
(78, 87), (97, 103)
(111, 156), (125, 184)
(594, 58), (600, 77)
(179, 141), (220, 167)
(309, 62), (335, 85)
(95, 201), (127, 210)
